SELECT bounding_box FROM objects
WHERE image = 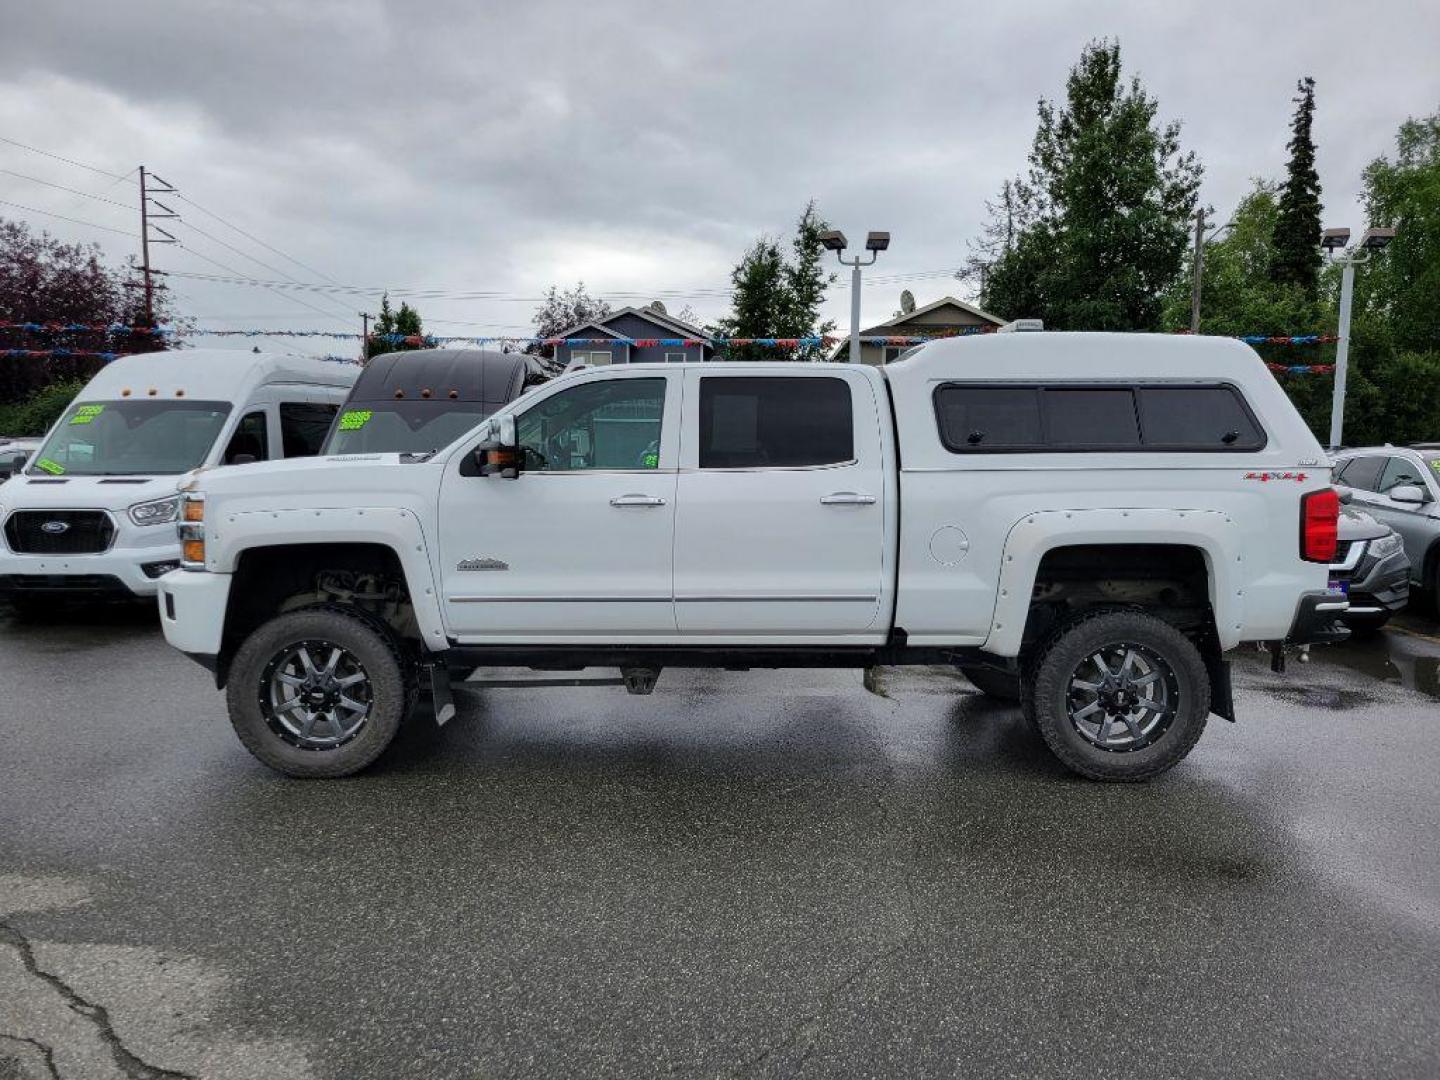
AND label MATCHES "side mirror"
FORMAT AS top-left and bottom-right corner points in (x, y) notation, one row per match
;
(1334, 485), (1354, 505)
(471, 415), (521, 479)
(228, 453), (257, 466)
(1388, 484), (1429, 506)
